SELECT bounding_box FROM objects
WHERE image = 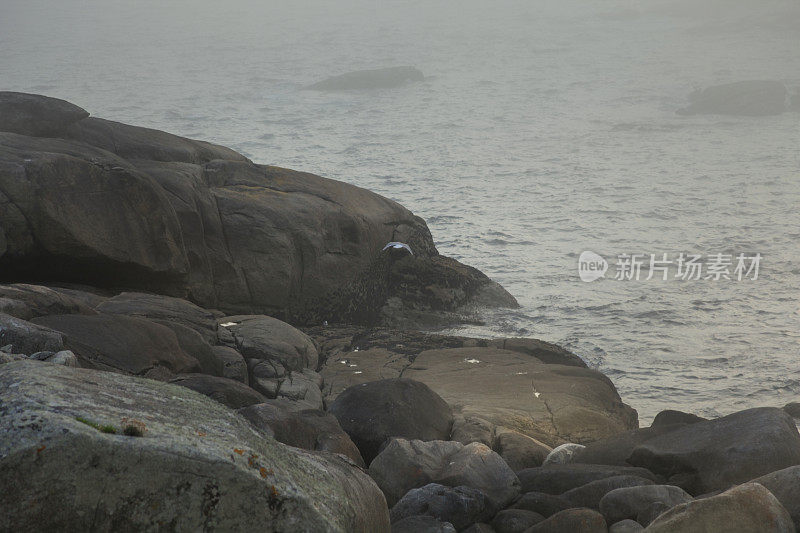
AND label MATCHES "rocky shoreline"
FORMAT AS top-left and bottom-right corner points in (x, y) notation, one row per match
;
(2, 93), (800, 532)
